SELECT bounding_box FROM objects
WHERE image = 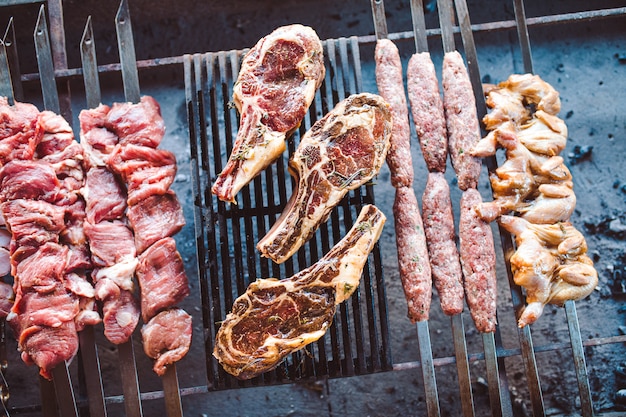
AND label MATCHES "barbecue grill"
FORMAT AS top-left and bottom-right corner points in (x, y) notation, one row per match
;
(0, 0), (625, 416)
